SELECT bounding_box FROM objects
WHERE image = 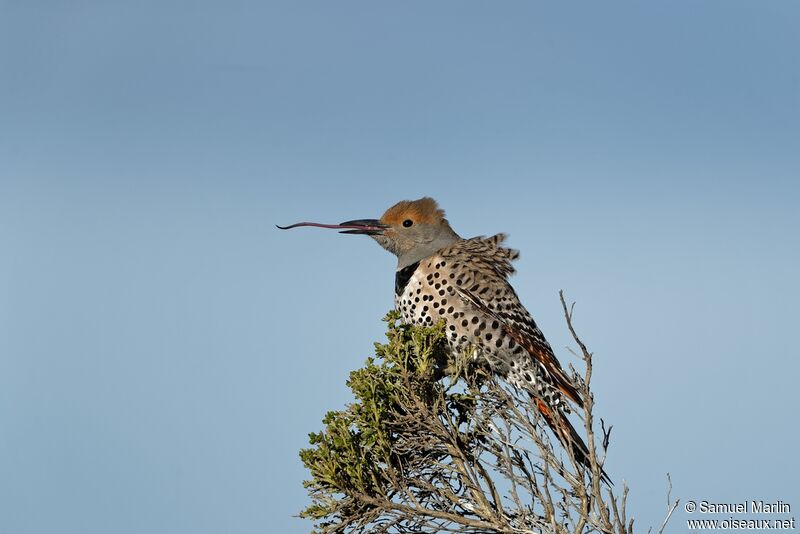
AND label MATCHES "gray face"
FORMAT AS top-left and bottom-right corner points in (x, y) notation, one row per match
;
(370, 222), (461, 269)
(276, 197), (461, 269)
(371, 234), (398, 255)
